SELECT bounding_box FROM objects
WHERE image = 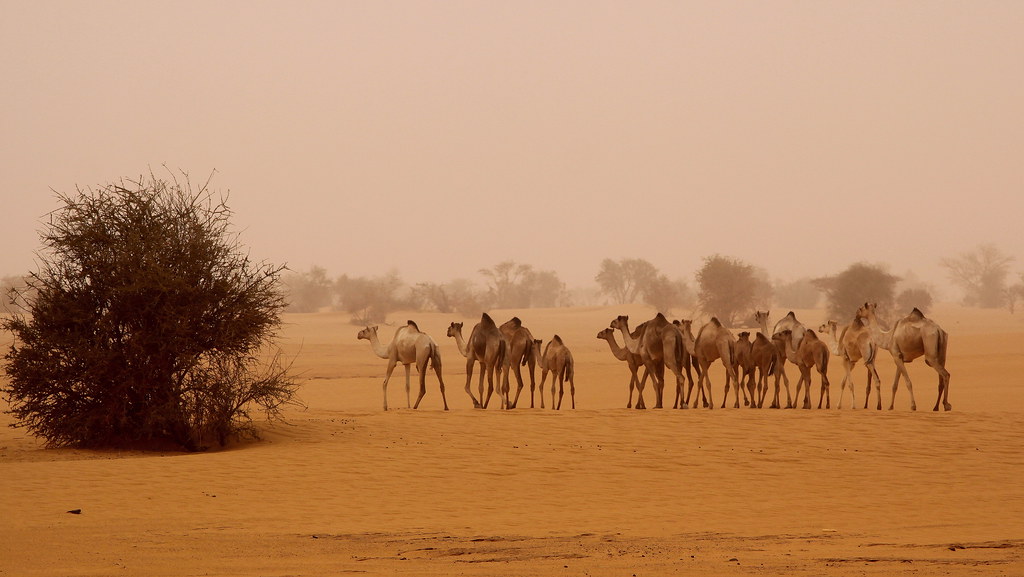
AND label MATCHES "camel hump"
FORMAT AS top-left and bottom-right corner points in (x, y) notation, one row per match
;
(481, 312), (495, 326)
(909, 308), (925, 320)
(406, 320), (420, 332)
(552, 334), (563, 345)
(655, 312), (667, 321)
(709, 317), (722, 327)
(509, 316), (522, 327)
(804, 329), (819, 340)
